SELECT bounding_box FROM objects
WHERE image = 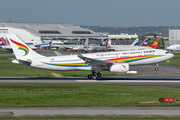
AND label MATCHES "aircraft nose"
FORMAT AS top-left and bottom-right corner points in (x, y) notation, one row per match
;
(170, 53), (174, 59)
(167, 46), (171, 49)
